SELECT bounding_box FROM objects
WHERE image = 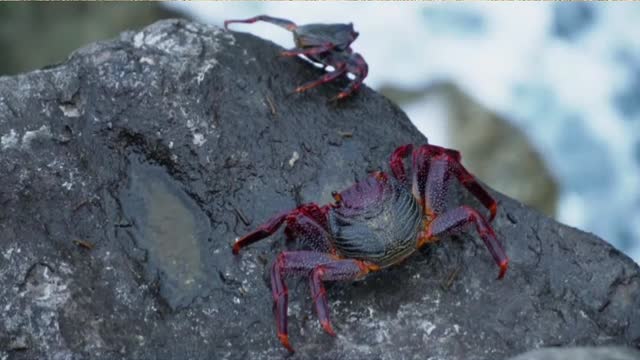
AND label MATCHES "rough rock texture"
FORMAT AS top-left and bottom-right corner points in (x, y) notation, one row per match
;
(508, 346), (640, 360)
(0, 19), (639, 360)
